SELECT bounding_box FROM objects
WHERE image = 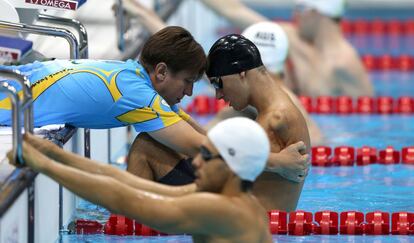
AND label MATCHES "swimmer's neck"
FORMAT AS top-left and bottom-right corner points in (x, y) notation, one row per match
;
(313, 17), (344, 51)
(213, 175), (248, 197)
(247, 70), (284, 113)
